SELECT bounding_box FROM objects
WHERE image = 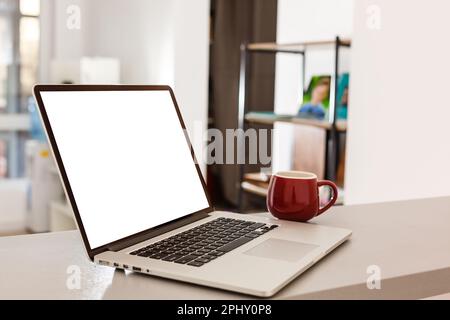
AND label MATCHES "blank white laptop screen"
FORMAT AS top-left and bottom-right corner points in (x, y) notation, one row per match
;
(40, 90), (210, 249)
